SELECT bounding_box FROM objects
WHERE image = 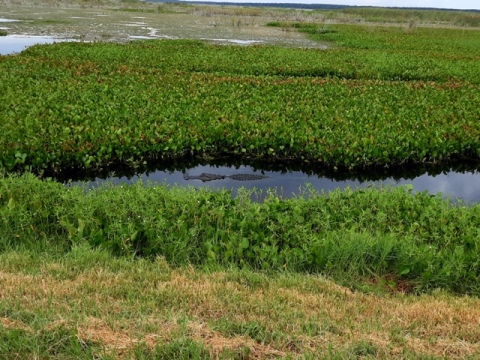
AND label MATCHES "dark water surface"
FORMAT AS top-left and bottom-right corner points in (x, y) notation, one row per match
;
(61, 160), (480, 203)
